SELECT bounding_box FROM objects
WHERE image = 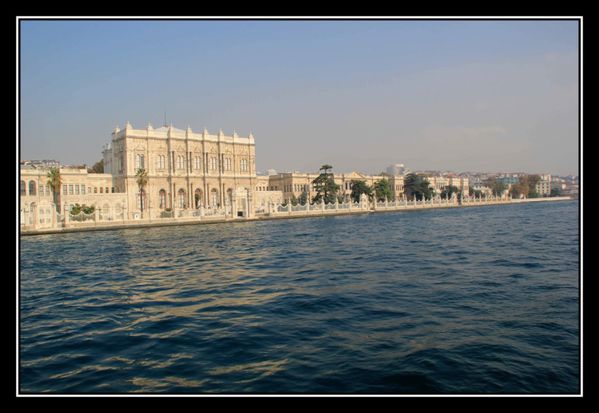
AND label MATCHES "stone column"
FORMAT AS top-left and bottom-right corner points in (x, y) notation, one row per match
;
(95, 208), (100, 224)
(246, 190), (254, 218)
(32, 204), (38, 230)
(288, 201), (292, 215)
(321, 198), (325, 212)
(64, 202), (69, 227)
(231, 190), (237, 219)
